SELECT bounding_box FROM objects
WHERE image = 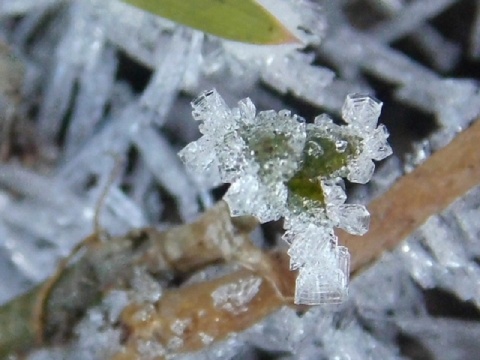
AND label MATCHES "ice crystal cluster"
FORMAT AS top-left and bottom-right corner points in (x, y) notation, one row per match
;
(180, 90), (392, 304)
